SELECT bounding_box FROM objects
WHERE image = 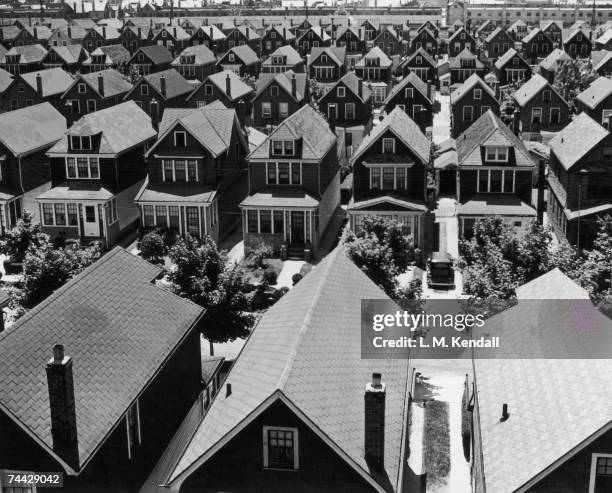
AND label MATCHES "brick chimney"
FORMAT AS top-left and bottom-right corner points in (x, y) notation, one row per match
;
(46, 345), (78, 466)
(291, 73), (297, 98)
(102, 26), (106, 39)
(283, 27), (286, 39)
(210, 26), (213, 38)
(358, 77), (363, 99)
(160, 74), (166, 98)
(246, 26), (249, 38)
(33, 26), (38, 39)
(364, 372), (385, 471)
(36, 73), (42, 96)
(67, 26), (71, 39)
(137, 26), (142, 39)
(226, 72), (231, 98)
(173, 27), (177, 39)
(97, 73), (104, 96)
